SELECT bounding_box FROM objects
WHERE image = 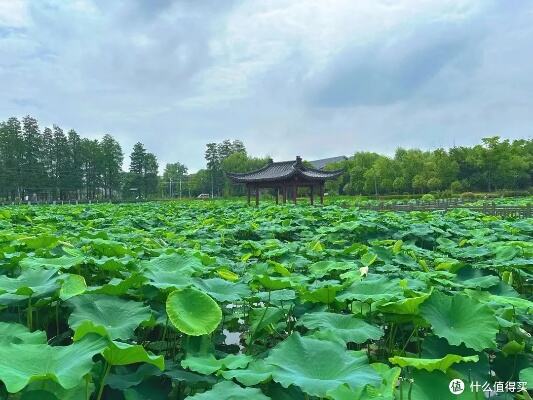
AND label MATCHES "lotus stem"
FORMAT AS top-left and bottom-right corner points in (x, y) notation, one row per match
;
(96, 362), (111, 400)
(27, 296), (32, 331)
